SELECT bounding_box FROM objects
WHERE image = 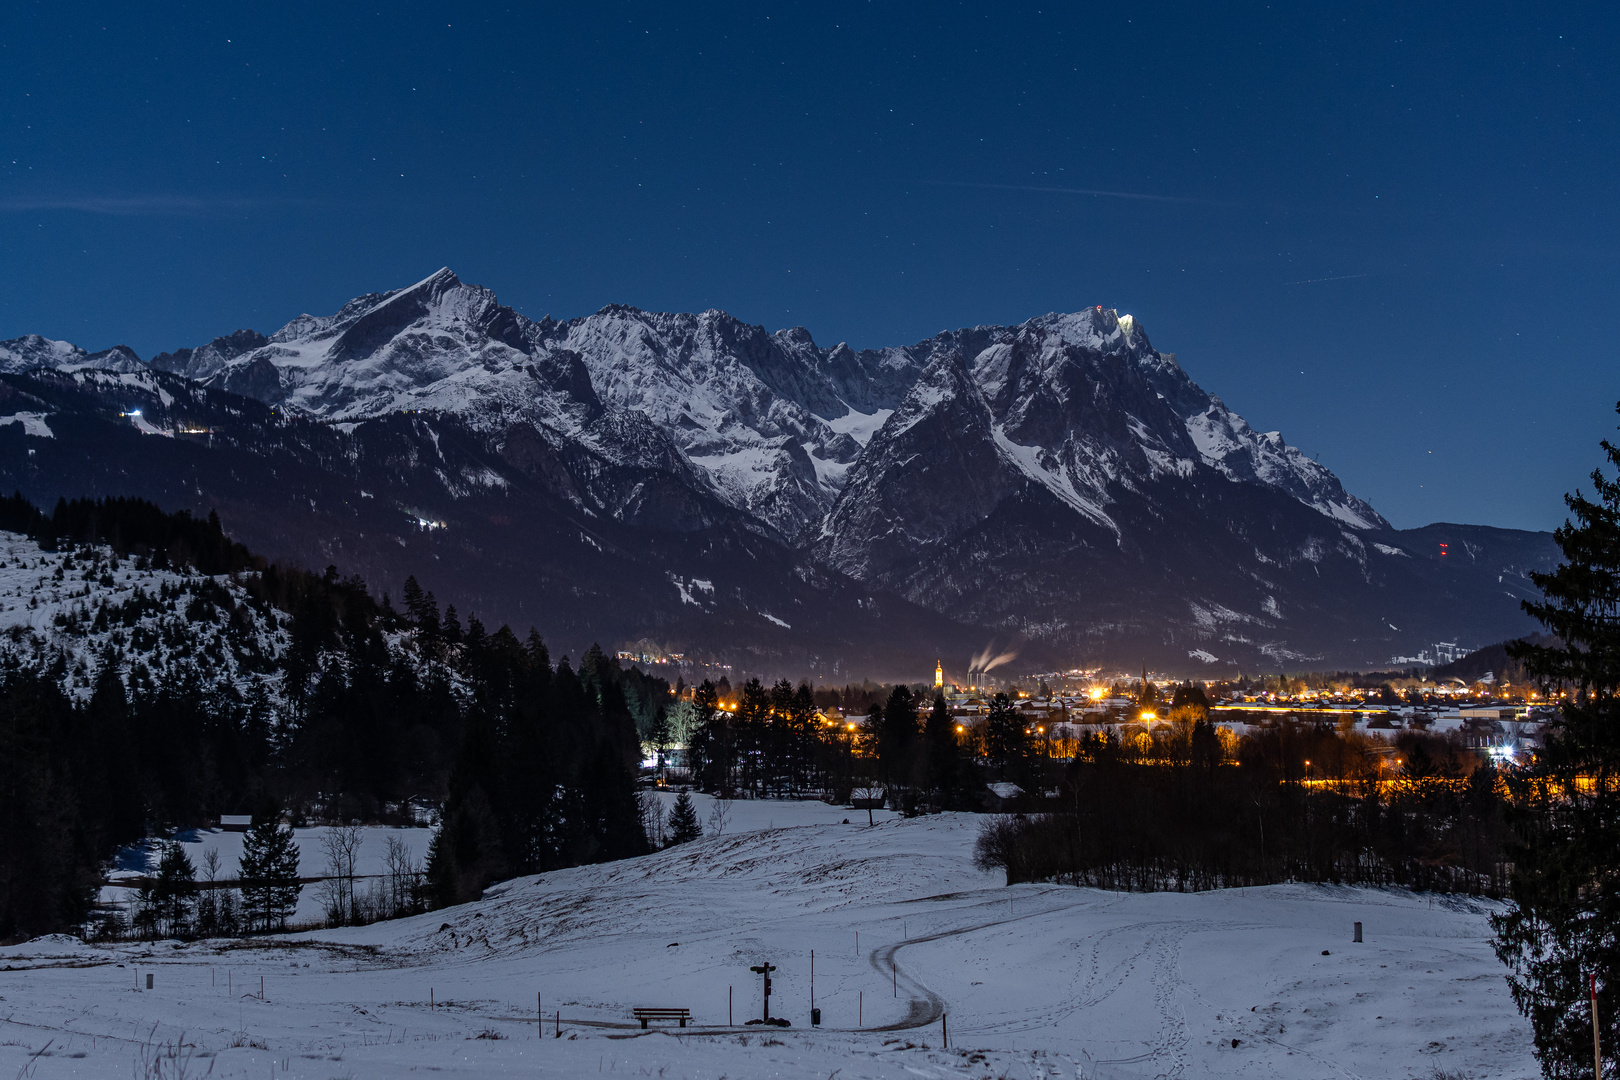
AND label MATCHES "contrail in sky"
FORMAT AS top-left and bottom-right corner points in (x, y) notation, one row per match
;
(1285, 273), (1372, 285)
(923, 180), (1227, 205)
(0, 195), (281, 216)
